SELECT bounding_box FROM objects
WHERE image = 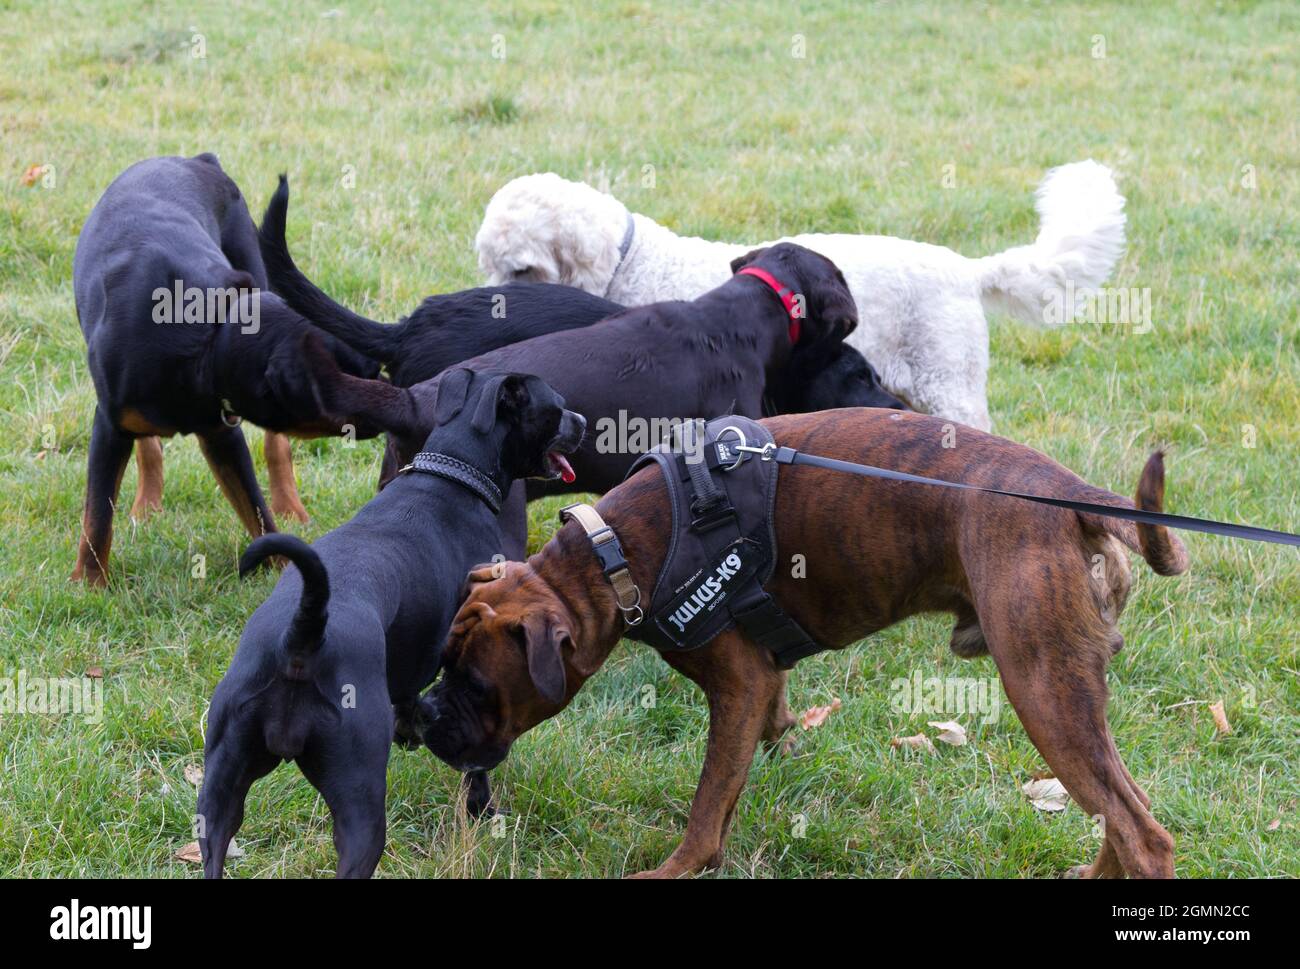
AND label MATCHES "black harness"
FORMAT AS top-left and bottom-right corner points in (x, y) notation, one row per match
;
(582, 415), (823, 669)
(398, 451), (503, 513)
